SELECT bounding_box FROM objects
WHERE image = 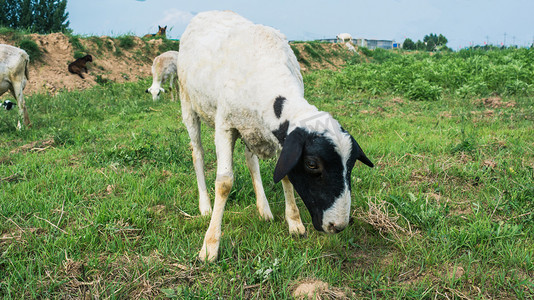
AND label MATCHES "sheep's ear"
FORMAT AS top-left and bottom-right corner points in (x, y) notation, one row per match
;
(273, 130), (305, 183)
(351, 136), (374, 168)
(145, 89), (149, 93)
